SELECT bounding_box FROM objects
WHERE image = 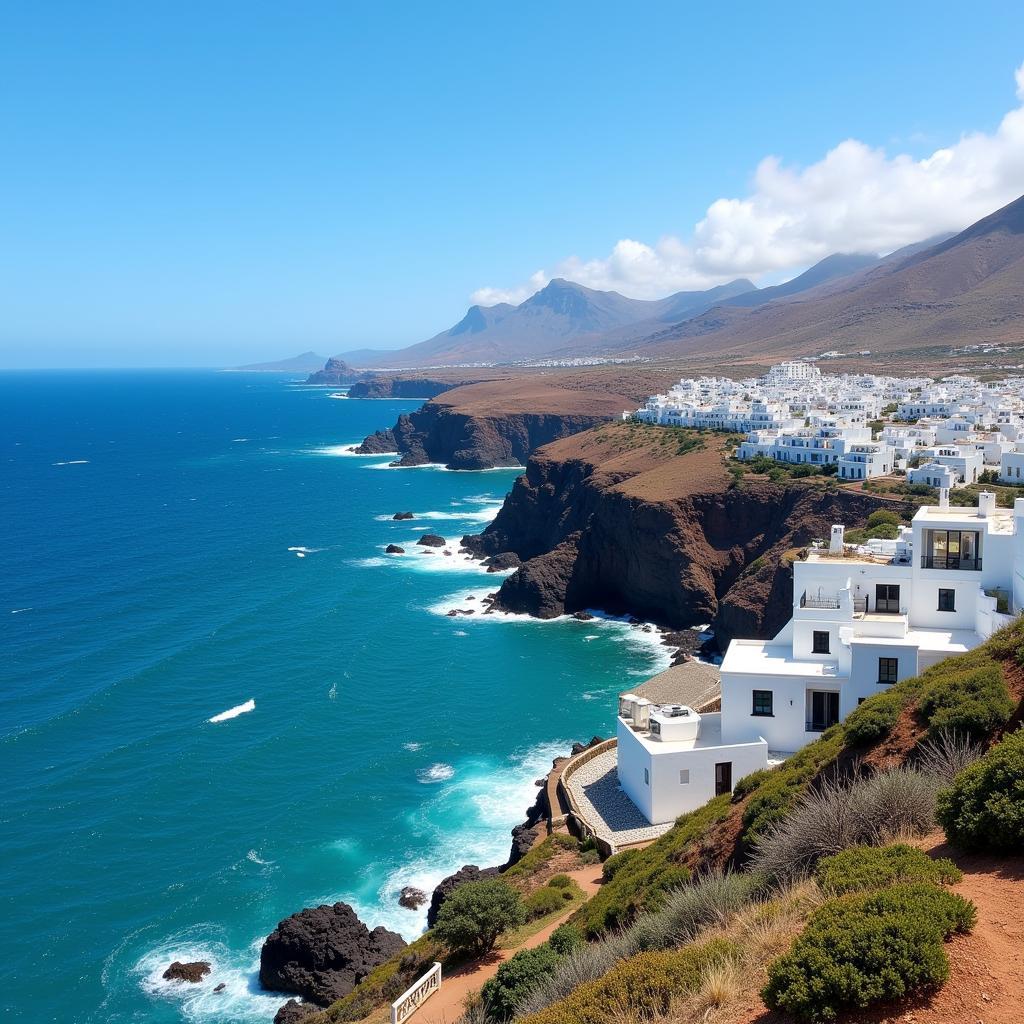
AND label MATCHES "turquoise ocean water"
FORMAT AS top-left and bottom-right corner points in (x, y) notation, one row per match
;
(1, 371), (668, 1024)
